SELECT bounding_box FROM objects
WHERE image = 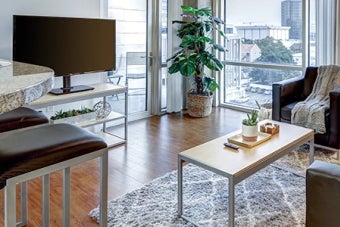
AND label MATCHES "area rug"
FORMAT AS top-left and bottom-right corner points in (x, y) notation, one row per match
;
(89, 147), (339, 226)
